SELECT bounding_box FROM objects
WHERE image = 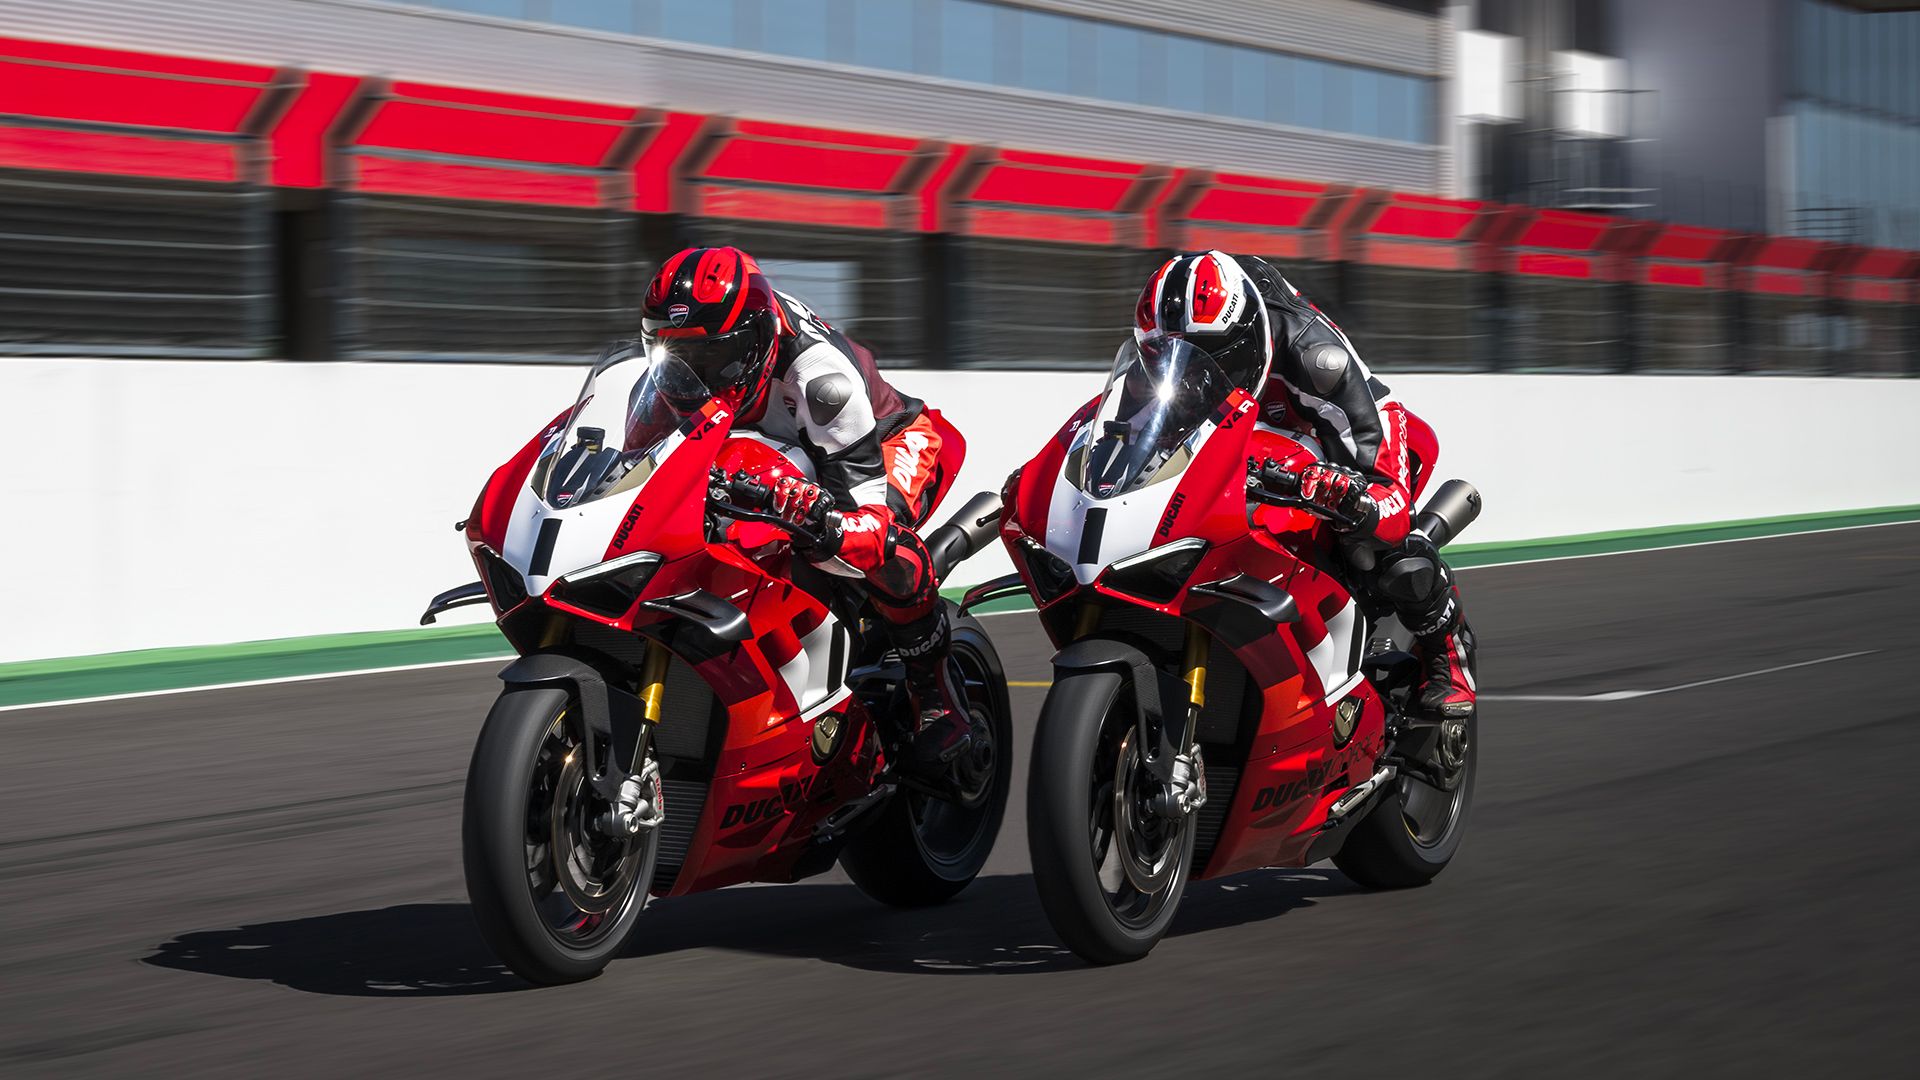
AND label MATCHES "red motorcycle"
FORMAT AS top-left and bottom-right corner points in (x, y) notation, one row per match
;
(423, 340), (1012, 984)
(965, 334), (1481, 963)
